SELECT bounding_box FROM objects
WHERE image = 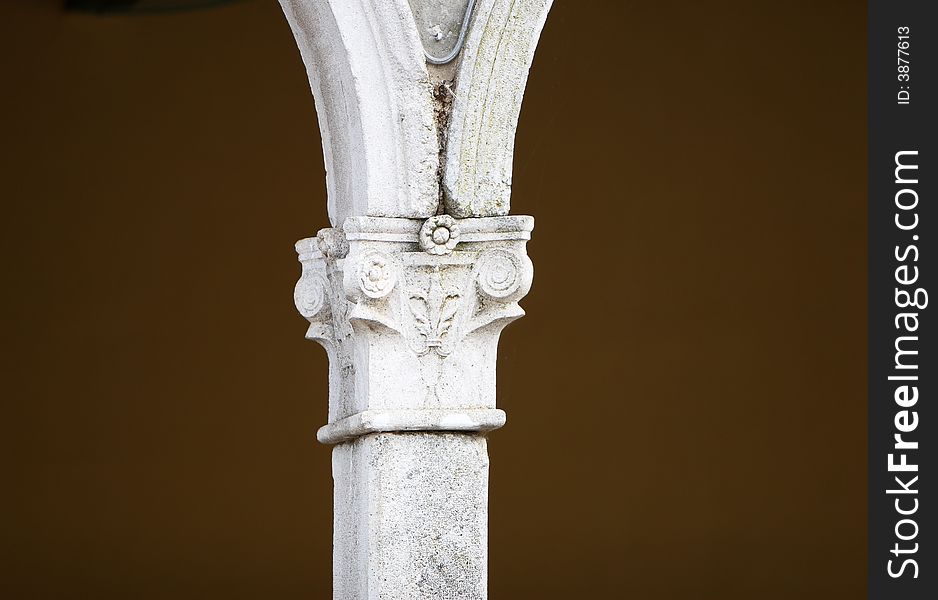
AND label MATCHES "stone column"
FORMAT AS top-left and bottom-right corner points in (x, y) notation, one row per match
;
(281, 1), (553, 597)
